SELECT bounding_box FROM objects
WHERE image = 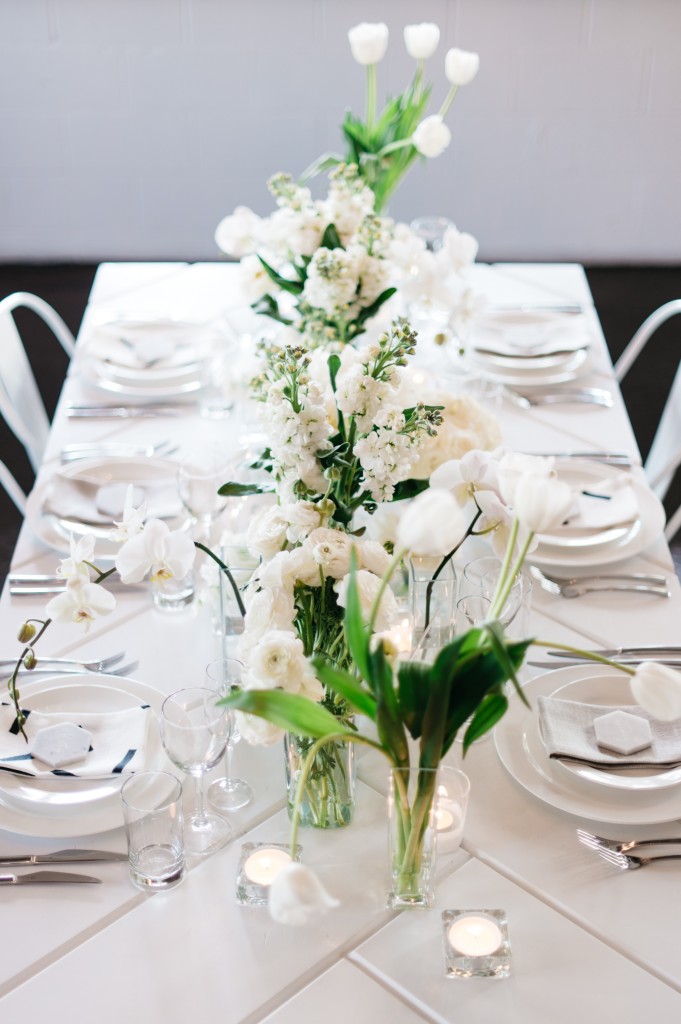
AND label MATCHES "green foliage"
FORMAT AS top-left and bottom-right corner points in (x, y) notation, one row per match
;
(219, 689), (354, 739)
